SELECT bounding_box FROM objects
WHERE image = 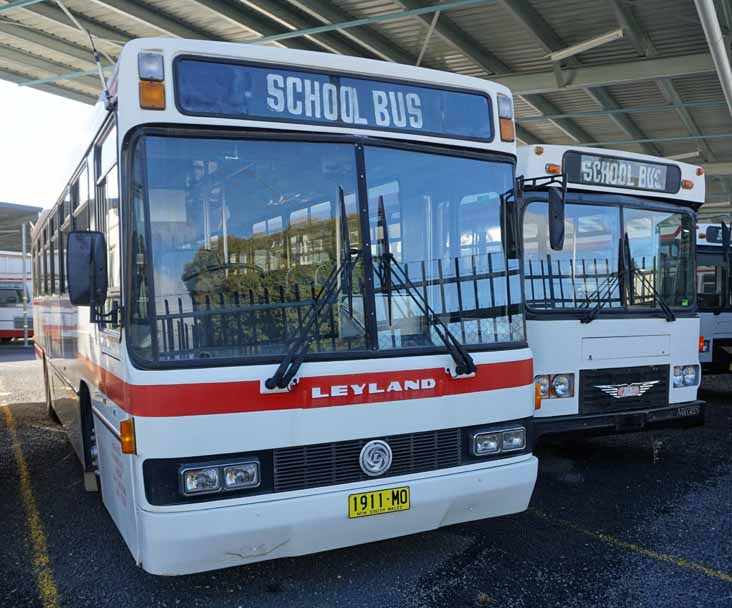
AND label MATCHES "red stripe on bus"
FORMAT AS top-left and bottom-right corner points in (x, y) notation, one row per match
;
(83, 357), (533, 417)
(0, 329), (33, 338)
